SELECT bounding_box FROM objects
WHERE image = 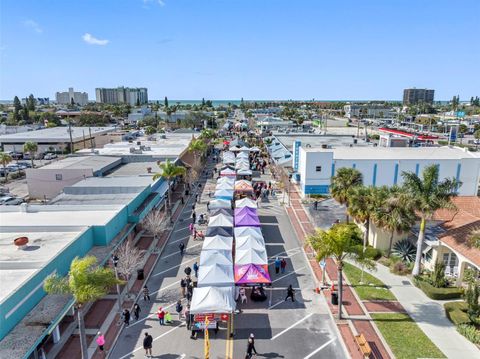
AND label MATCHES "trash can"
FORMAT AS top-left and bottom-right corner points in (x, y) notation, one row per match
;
(331, 291), (338, 305)
(137, 269), (144, 280)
